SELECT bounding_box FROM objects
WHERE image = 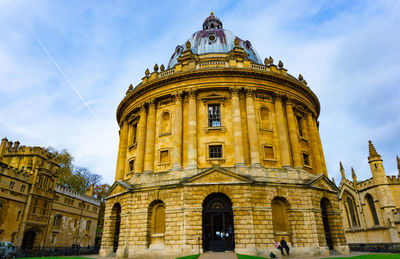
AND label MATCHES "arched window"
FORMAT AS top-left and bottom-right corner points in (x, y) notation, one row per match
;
(148, 200), (166, 247)
(53, 214), (62, 229)
(272, 197), (290, 240)
(160, 112), (171, 135)
(365, 194), (379, 226)
(153, 204), (165, 234)
(346, 196), (359, 227)
(260, 107), (271, 130)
